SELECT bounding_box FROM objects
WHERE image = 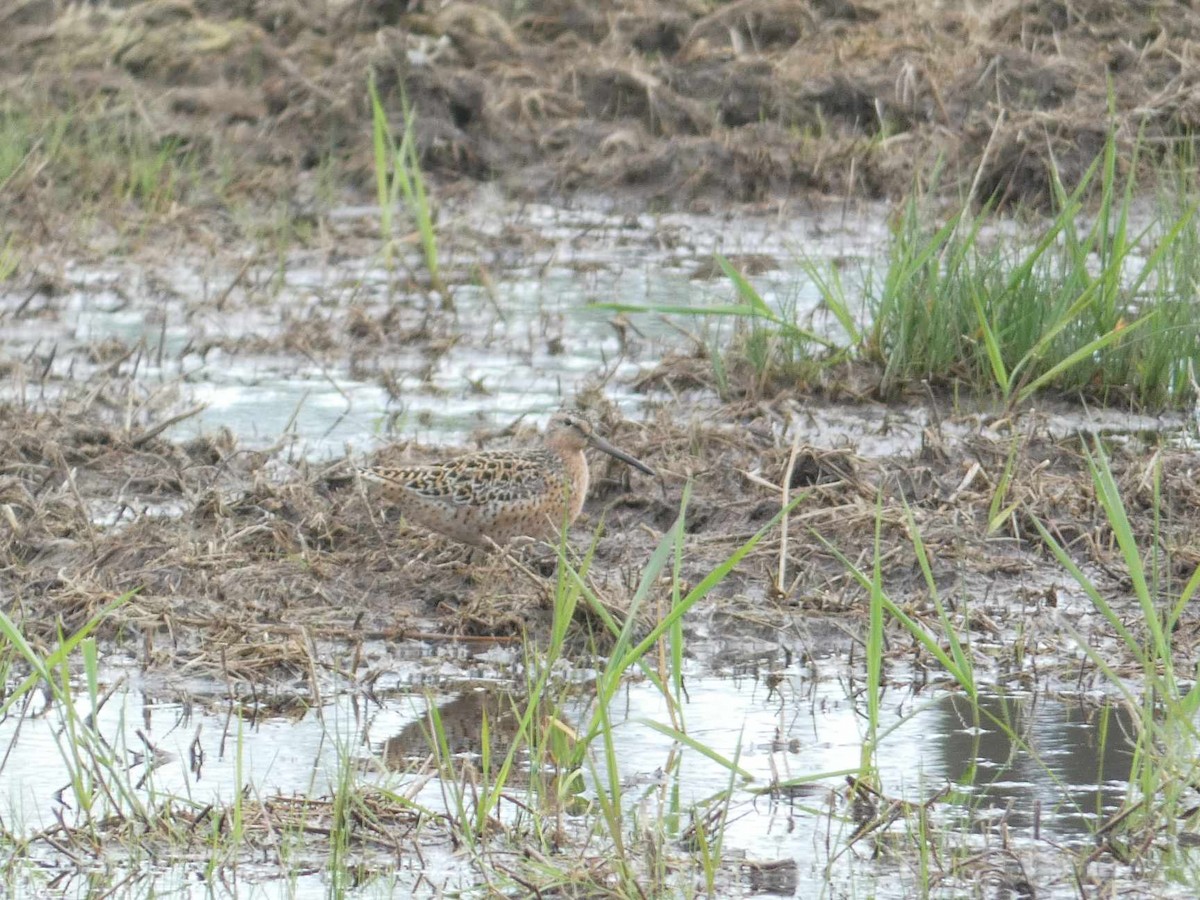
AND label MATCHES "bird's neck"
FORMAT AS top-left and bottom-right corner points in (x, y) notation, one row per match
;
(558, 448), (590, 518)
